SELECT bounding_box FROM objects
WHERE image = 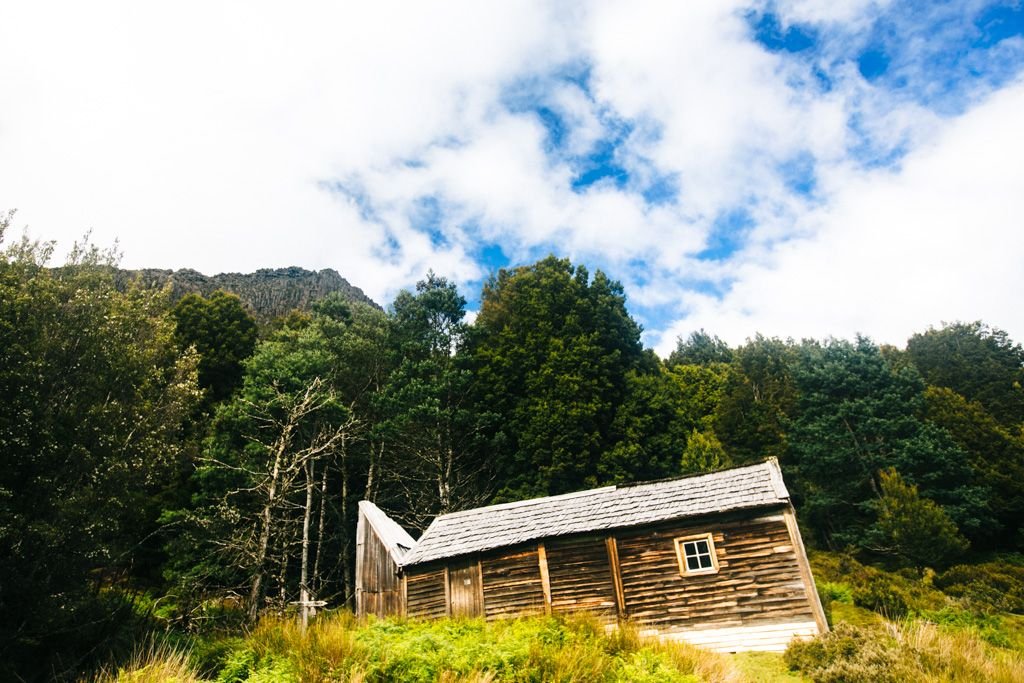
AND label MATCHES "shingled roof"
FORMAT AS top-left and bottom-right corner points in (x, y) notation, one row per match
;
(399, 458), (790, 567)
(359, 500), (416, 560)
